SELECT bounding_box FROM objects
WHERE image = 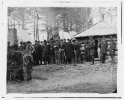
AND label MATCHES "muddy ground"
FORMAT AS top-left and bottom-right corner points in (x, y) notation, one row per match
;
(7, 59), (117, 94)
